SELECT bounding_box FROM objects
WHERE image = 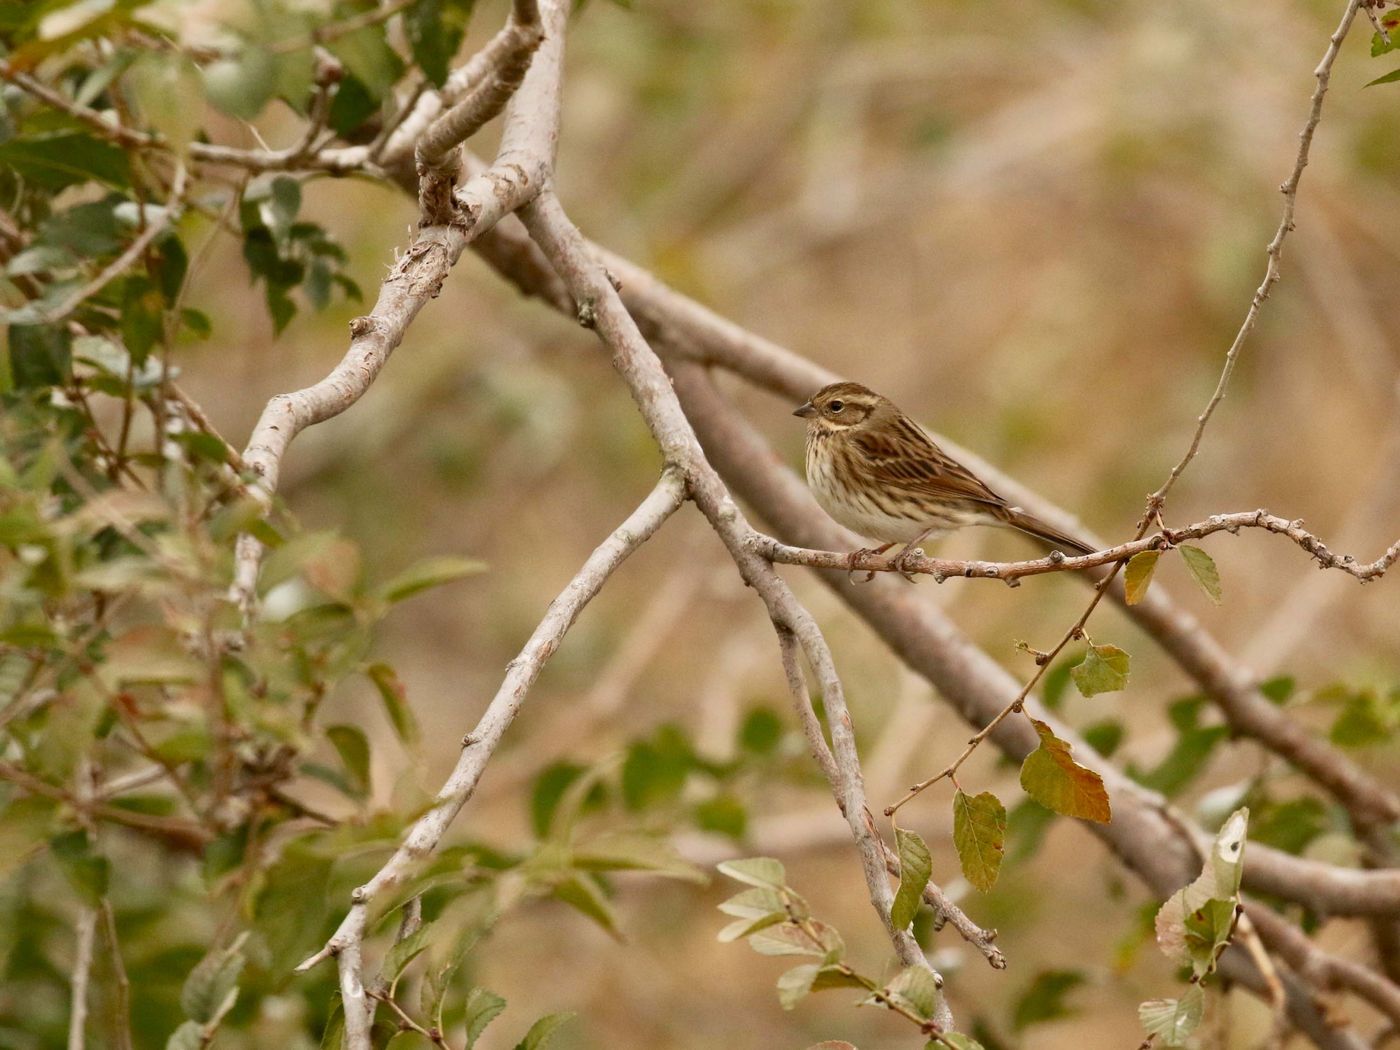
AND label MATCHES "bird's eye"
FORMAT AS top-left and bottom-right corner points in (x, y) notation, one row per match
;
(829, 400), (845, 413)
